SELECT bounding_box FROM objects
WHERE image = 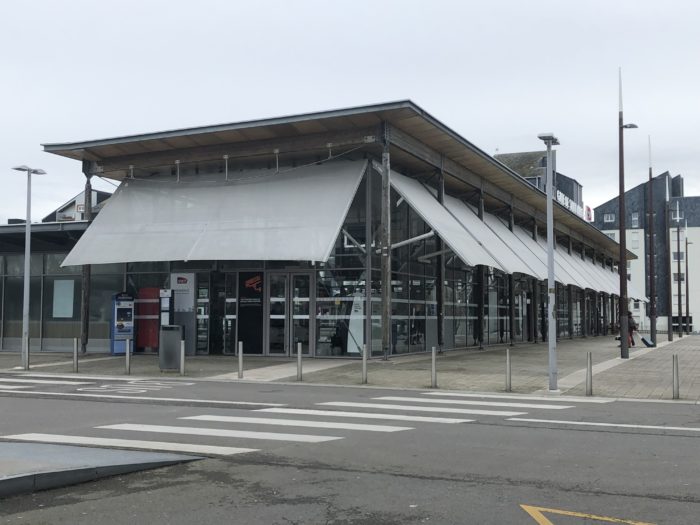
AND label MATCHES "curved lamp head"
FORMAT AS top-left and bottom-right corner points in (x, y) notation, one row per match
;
(622, 123), (638, 129)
